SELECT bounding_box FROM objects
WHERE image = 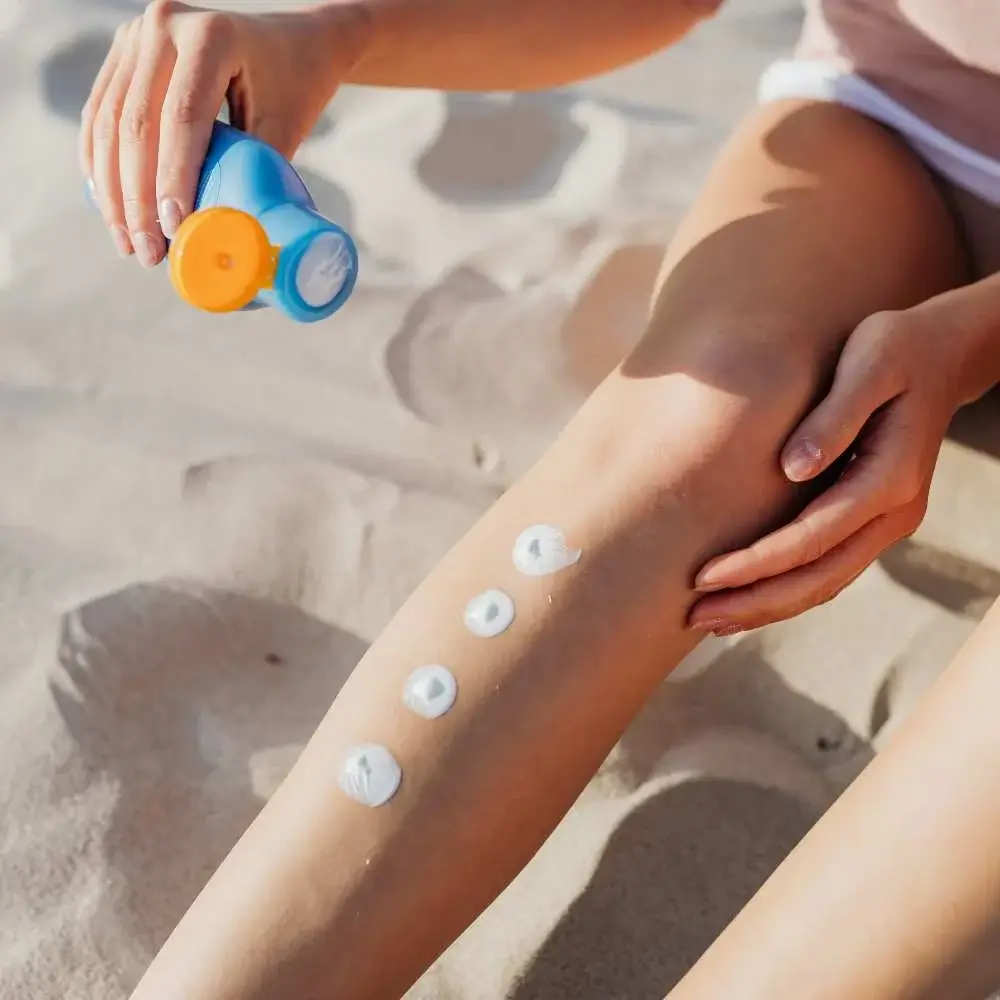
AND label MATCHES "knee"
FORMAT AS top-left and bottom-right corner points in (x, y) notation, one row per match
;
(544, 325), (832, 590)
(615, 325), (830, 485)
(549, 329), (828, 595)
